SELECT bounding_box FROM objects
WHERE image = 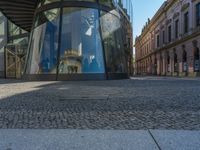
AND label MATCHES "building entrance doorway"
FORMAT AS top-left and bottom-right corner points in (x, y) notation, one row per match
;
(5, 44), (26, 79)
